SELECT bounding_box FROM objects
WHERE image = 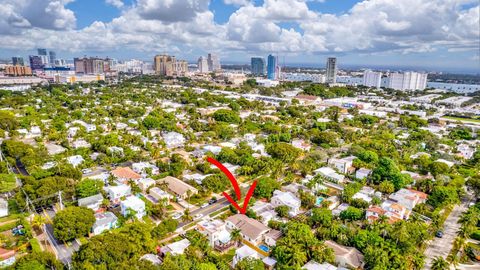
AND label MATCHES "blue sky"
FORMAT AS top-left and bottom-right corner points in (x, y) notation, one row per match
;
(0, 0), (479, 73)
